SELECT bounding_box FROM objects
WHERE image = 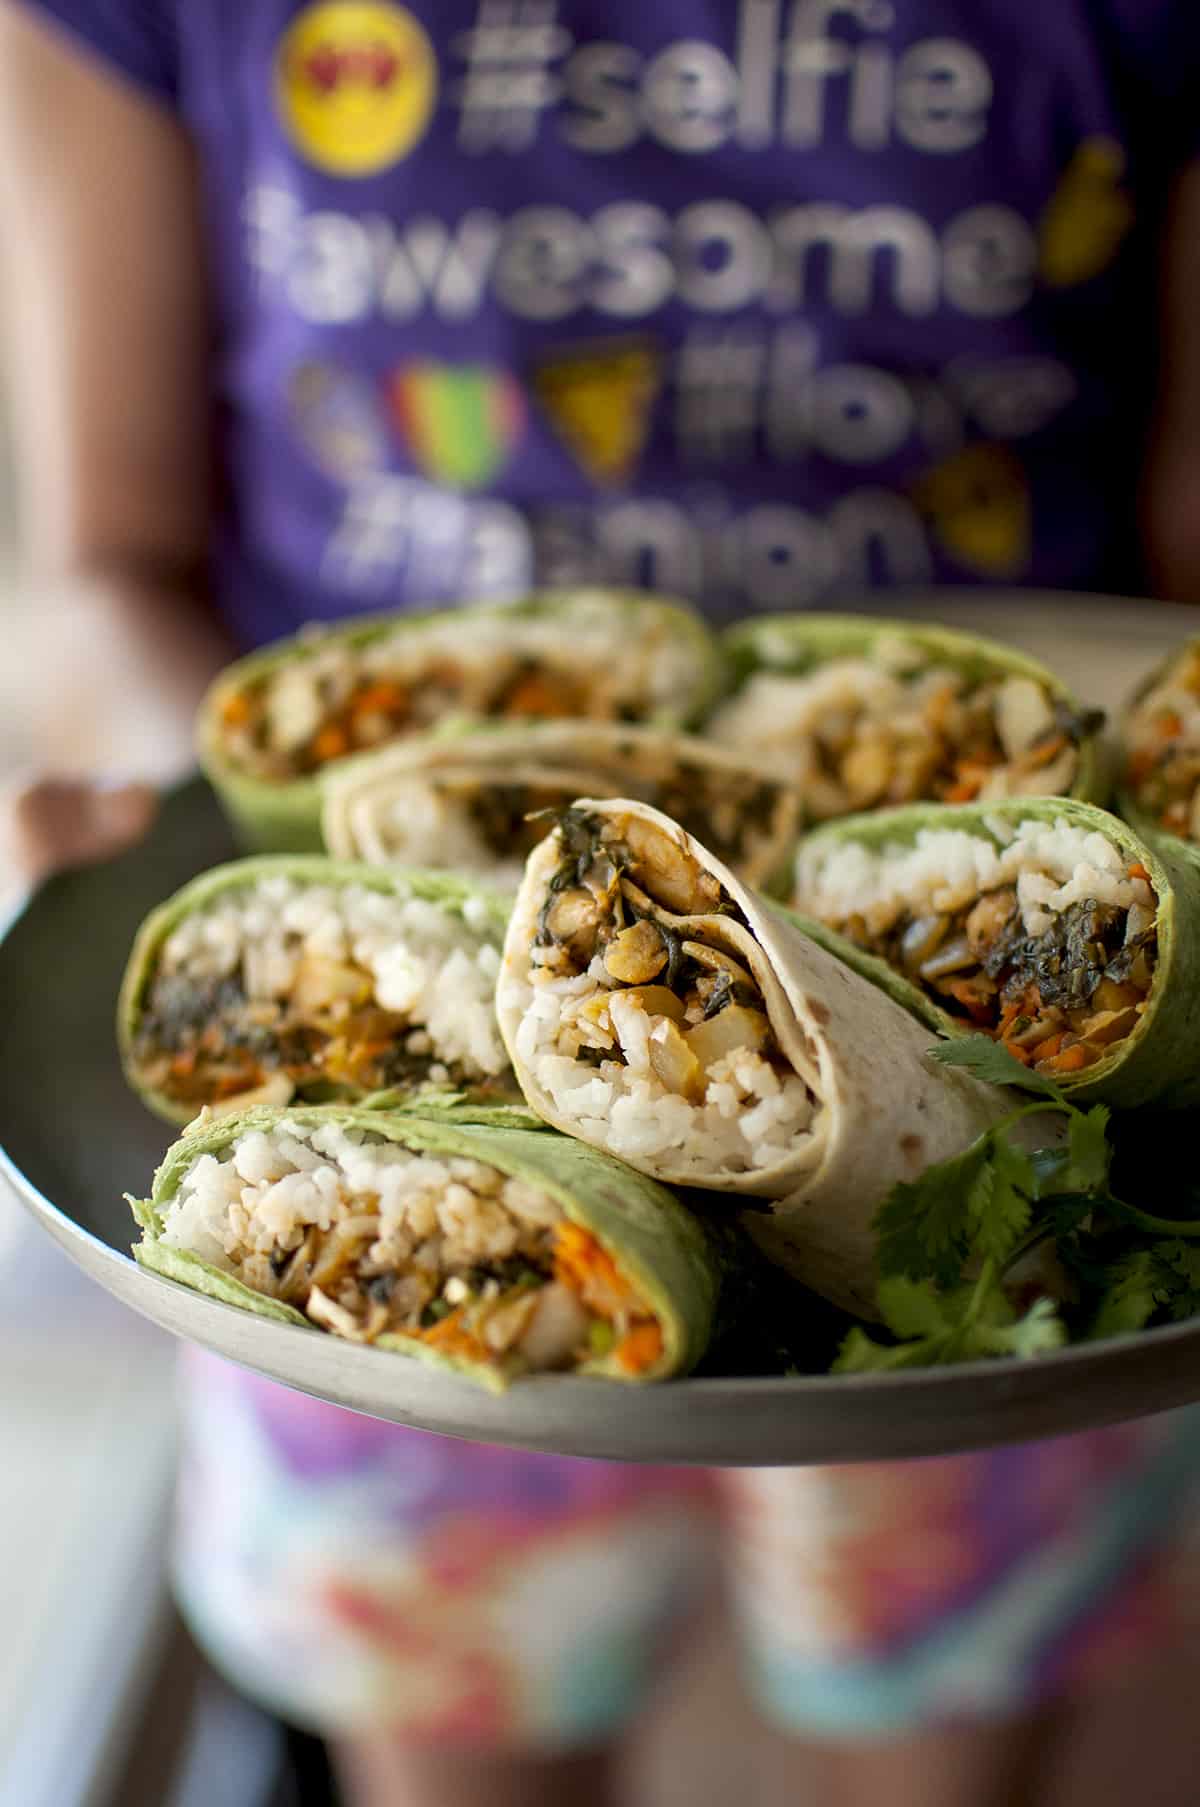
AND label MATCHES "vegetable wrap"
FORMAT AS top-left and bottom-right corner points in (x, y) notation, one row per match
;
(496, 799), (1031, 1315)
(198, 591), (723, 851)
(1119, 638), (1200, 858)
(707, 613), (1106, 821)
(792, 798), (1200, 1109)
(119, 857), (516, 1125)
(127, 1106), (720, 1391)
(321, 721), (802, 895)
